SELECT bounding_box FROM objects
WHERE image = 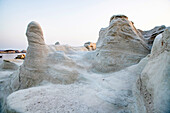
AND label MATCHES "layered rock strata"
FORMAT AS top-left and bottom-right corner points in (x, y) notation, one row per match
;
(91, 15), (150, 72)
